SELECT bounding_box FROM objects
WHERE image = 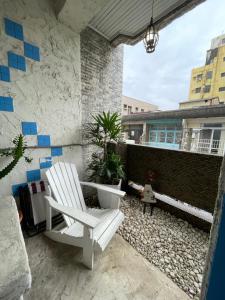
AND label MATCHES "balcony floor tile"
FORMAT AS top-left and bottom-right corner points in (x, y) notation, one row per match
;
(24, 234), (189, 300)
